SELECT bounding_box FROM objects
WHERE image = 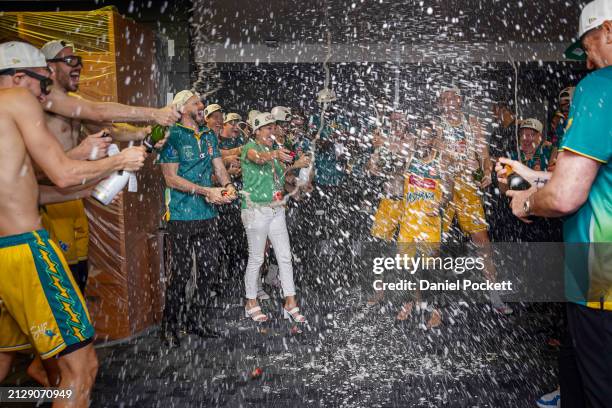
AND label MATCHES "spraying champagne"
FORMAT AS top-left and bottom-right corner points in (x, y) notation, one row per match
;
(142, 125), (168, 153)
